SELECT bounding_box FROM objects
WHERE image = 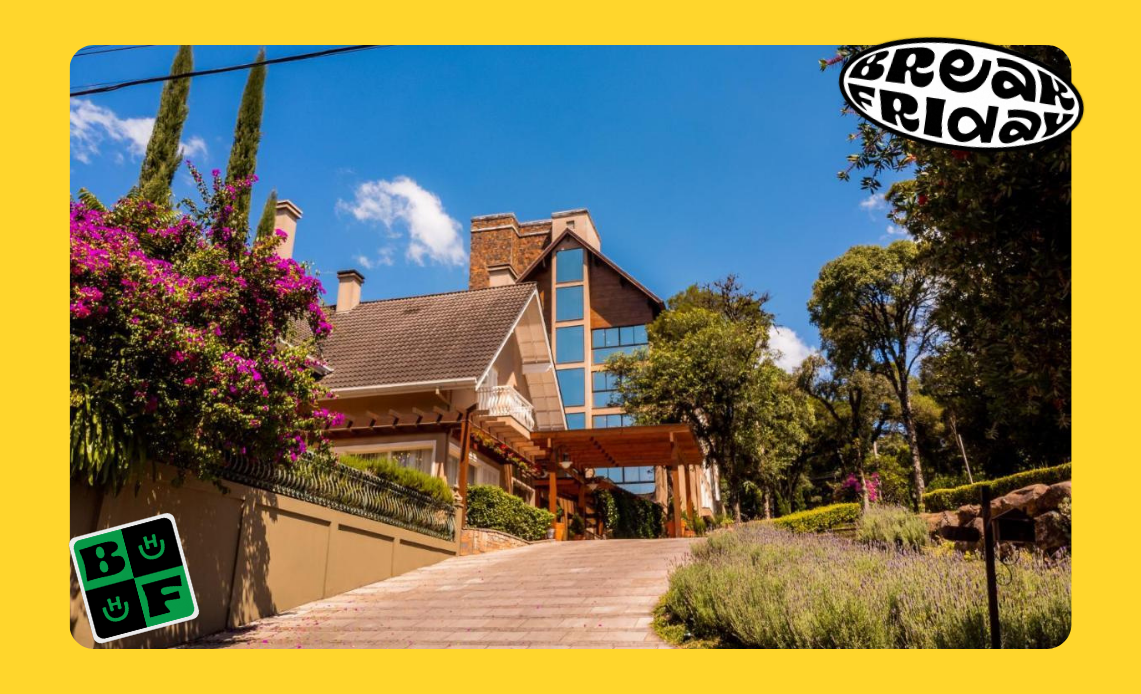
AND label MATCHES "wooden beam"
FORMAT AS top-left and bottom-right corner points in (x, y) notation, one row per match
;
(457, 408), (473, 531)
(670, 466), (683, 538)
